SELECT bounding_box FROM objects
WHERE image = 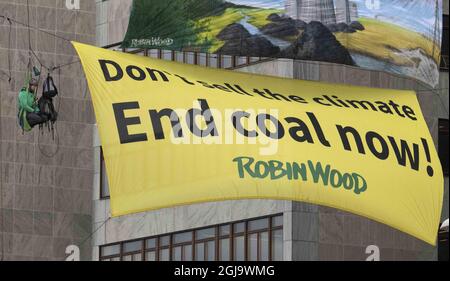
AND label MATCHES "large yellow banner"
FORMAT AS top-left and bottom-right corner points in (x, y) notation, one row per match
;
(73, 42), (443, 245)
